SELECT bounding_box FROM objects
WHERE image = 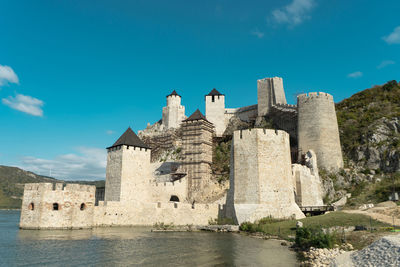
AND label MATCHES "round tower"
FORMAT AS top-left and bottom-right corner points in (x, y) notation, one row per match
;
(162, 90), (186, 129)
(205, 88), (225, 136)
(297, 92), (343, 171)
